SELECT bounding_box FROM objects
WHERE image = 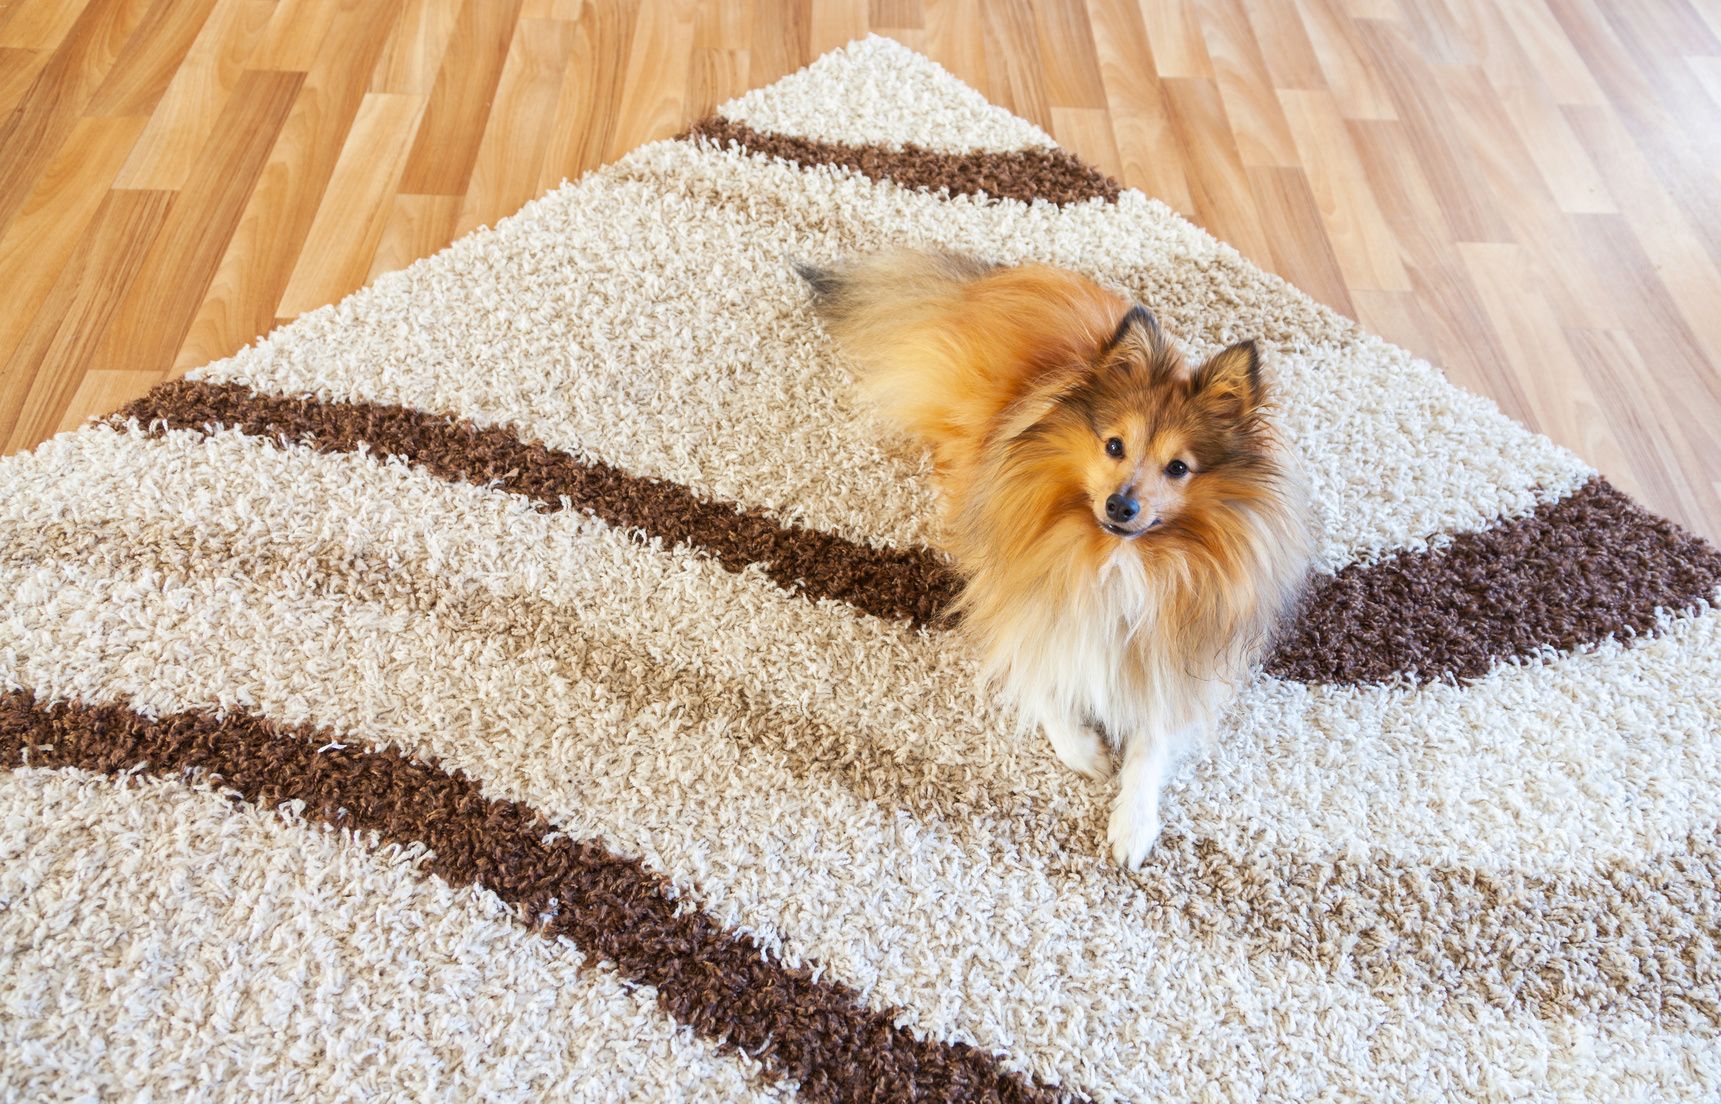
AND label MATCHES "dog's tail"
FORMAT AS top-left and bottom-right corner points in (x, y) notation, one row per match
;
(796, 249), (1129, 451)
(793, 261), (842, 300)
